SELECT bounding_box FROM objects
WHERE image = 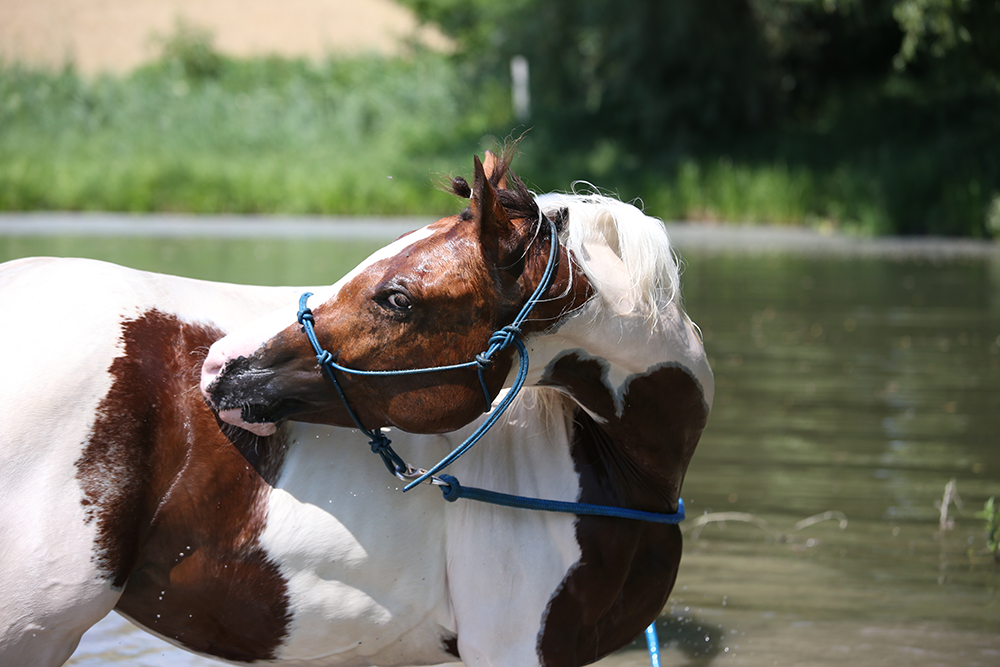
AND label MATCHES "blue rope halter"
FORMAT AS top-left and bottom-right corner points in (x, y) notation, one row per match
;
(296, 212), (675, 665)
(294, 214), (685, 526)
